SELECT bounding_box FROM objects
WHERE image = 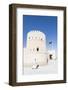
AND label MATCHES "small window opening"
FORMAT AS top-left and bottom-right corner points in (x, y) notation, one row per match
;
(49, 54), (52, 59)
(37, 48), (39, 52)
